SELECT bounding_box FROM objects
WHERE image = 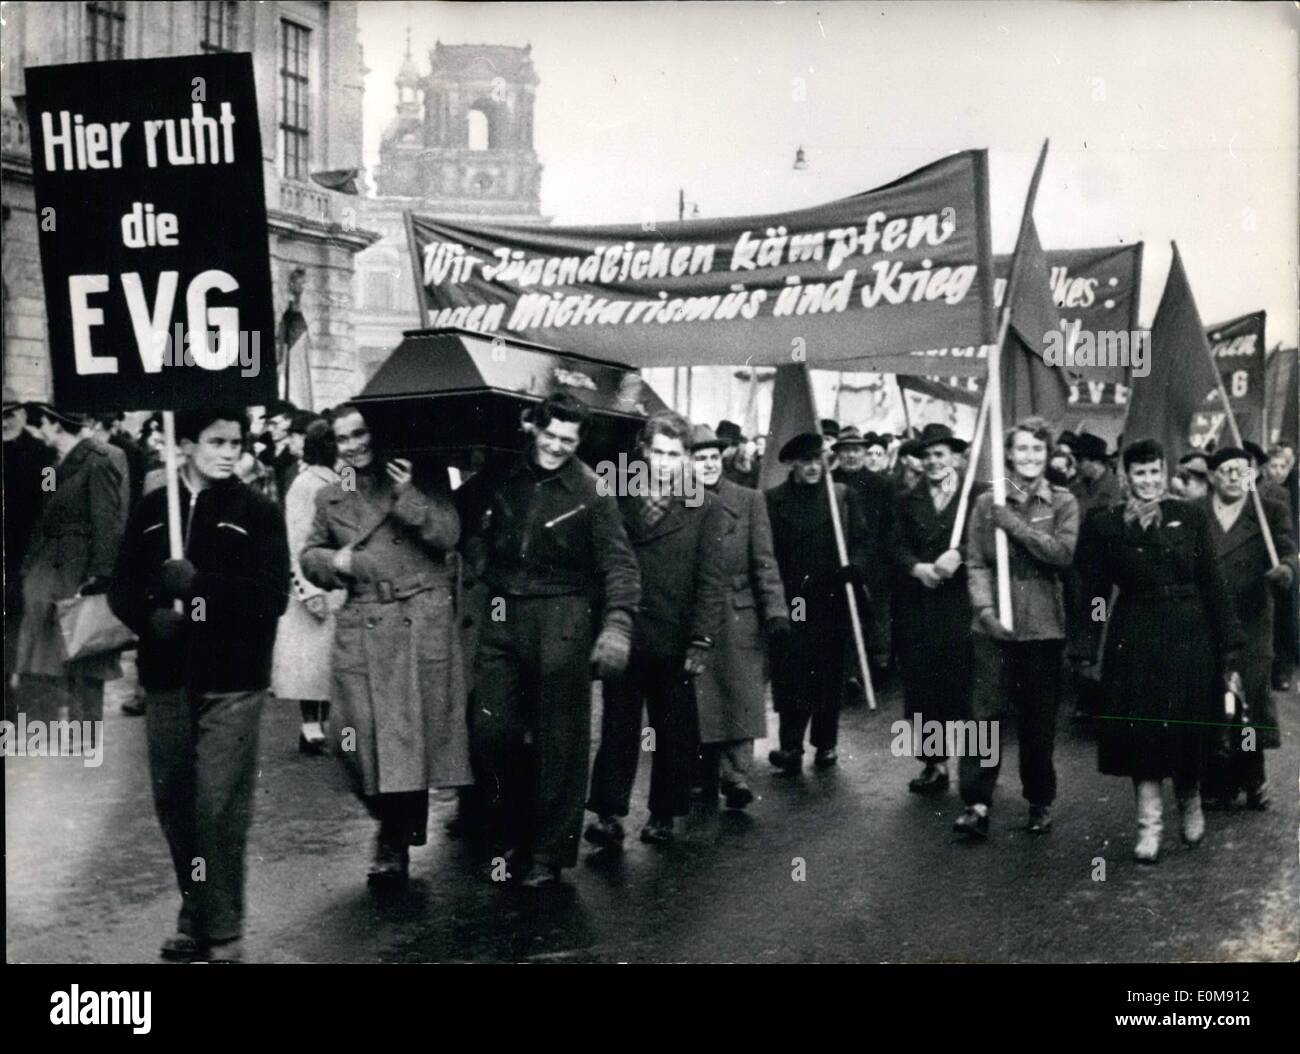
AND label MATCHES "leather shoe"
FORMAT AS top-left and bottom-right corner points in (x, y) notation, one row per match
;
(367, 840), (409, 886)
(908, 766), (950, 795)
(953, 807), (989, 840)
(159, 932), (203, 962)
(584, 816), (625, 848)
(722, 783), (754, 810)
(768, 748), (801, 774)
(1026, 804), (1052, 834)
(1245, 785), (1271, 811)
(640, 816), (674, 845)
(813, 748), (838, 769)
